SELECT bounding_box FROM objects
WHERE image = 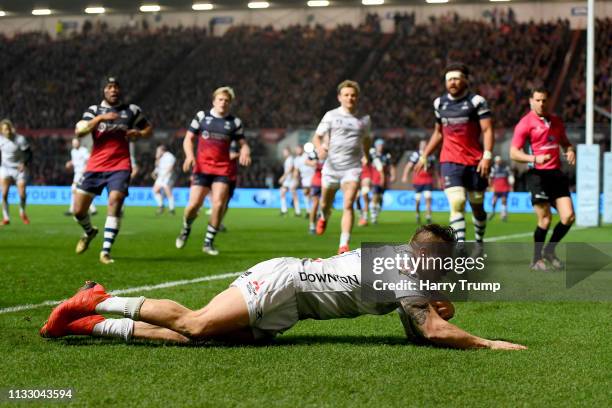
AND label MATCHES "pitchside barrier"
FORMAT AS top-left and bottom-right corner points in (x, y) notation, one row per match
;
(4, 186), (606, 214)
